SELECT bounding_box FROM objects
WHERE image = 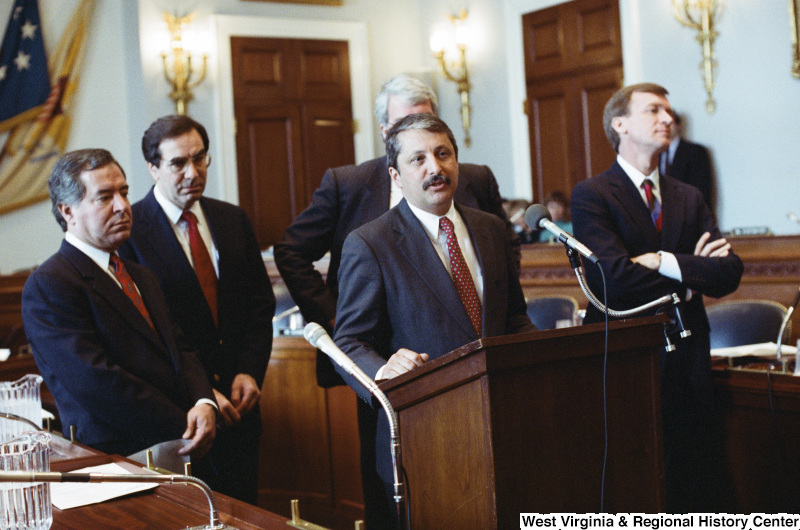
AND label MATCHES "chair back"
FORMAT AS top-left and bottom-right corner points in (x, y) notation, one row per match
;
(525, 295), (579, 330)
(706, 299), (788, 349)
